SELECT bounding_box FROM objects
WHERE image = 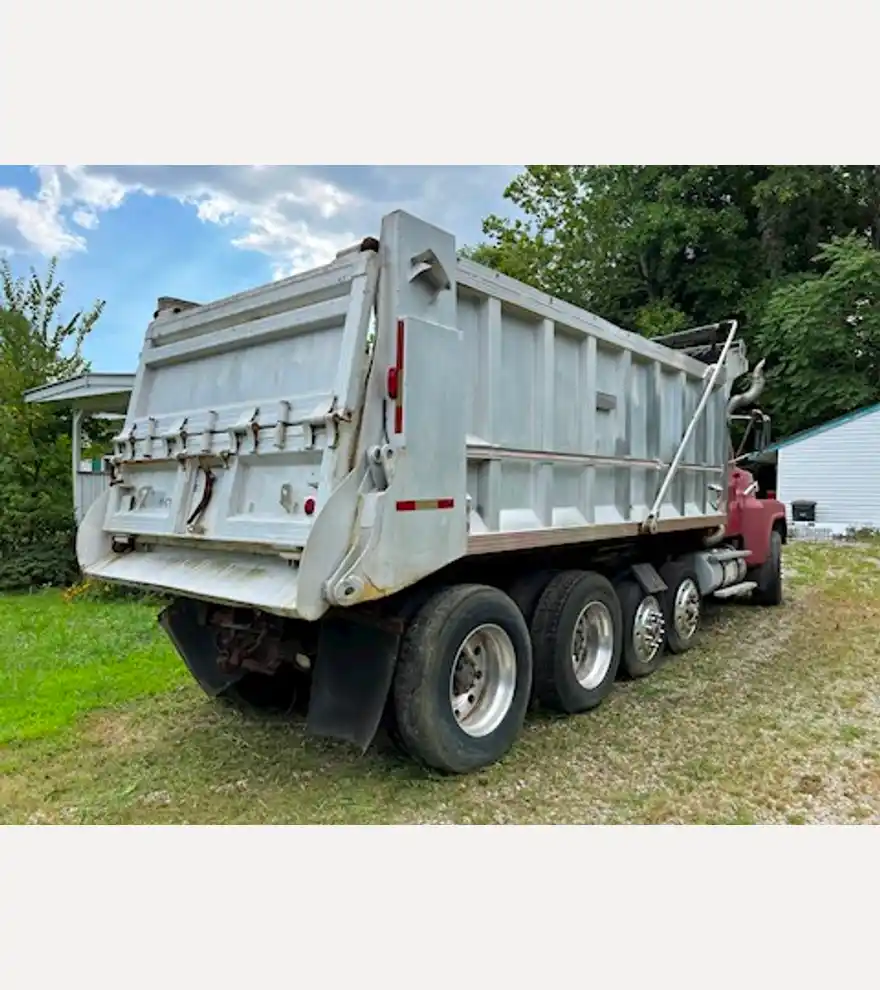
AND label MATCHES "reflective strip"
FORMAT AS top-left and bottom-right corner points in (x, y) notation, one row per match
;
(393, 318), (405, 434)
(395, 498), (455, 512)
